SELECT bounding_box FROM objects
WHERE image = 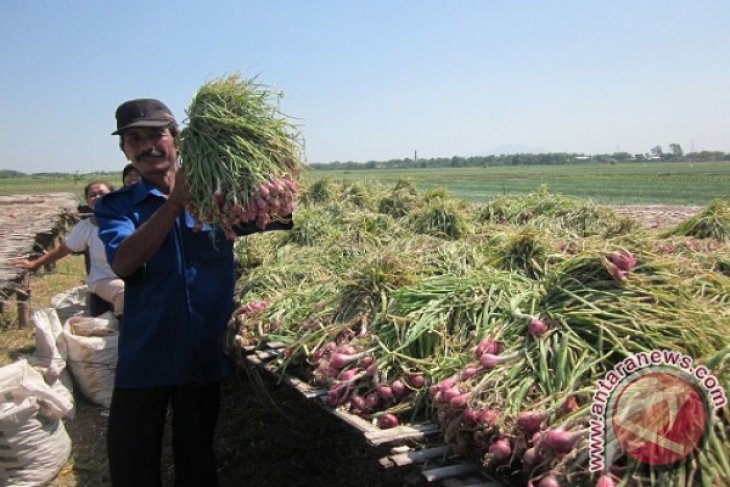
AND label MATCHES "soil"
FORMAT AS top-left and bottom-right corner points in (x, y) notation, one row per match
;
(52, 367), (411, 487)
(613, 205), (702, 231)
(25, 205), (706, 487)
